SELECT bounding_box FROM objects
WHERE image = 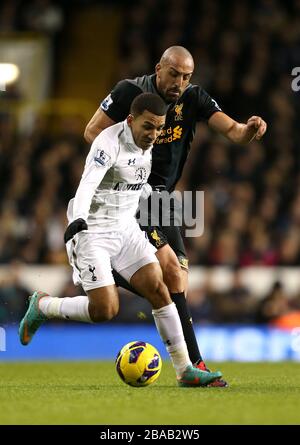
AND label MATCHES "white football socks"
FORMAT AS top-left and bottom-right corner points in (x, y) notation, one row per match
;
(39, 295), (92, 323)
(152, 302), (191, 377)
